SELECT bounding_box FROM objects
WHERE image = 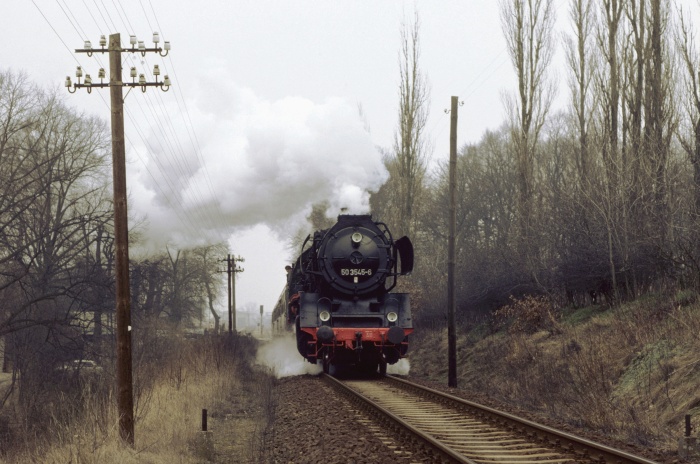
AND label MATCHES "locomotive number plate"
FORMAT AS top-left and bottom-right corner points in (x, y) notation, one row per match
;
(340, 268), (373, 276)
